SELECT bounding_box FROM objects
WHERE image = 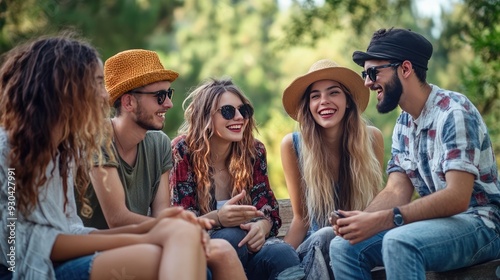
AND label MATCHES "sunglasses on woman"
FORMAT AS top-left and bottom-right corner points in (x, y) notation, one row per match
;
(130, 88), (174, 105)
(361, 63), (401, 82)
(216, 104), (254, 120)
